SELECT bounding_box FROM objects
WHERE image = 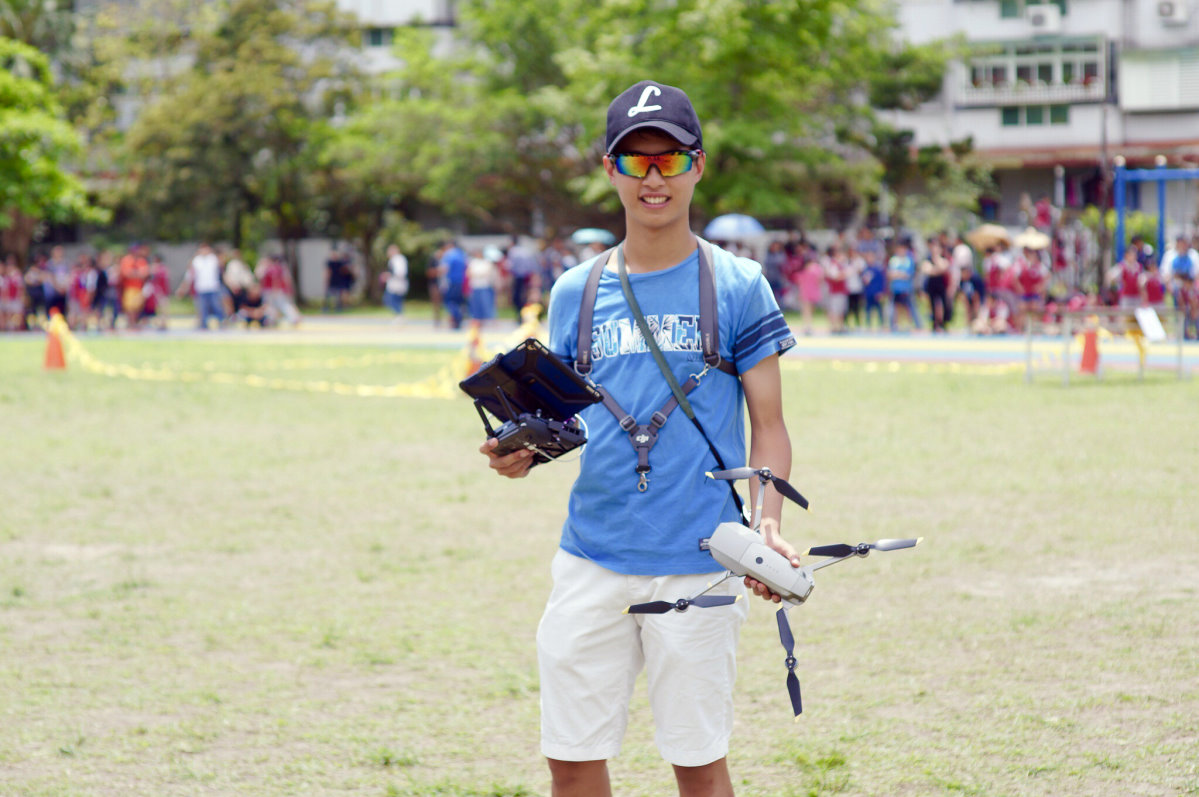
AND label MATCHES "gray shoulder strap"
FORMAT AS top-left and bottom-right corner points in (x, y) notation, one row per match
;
(697, 238), (737, 376)
(574, 247), (613, 375)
